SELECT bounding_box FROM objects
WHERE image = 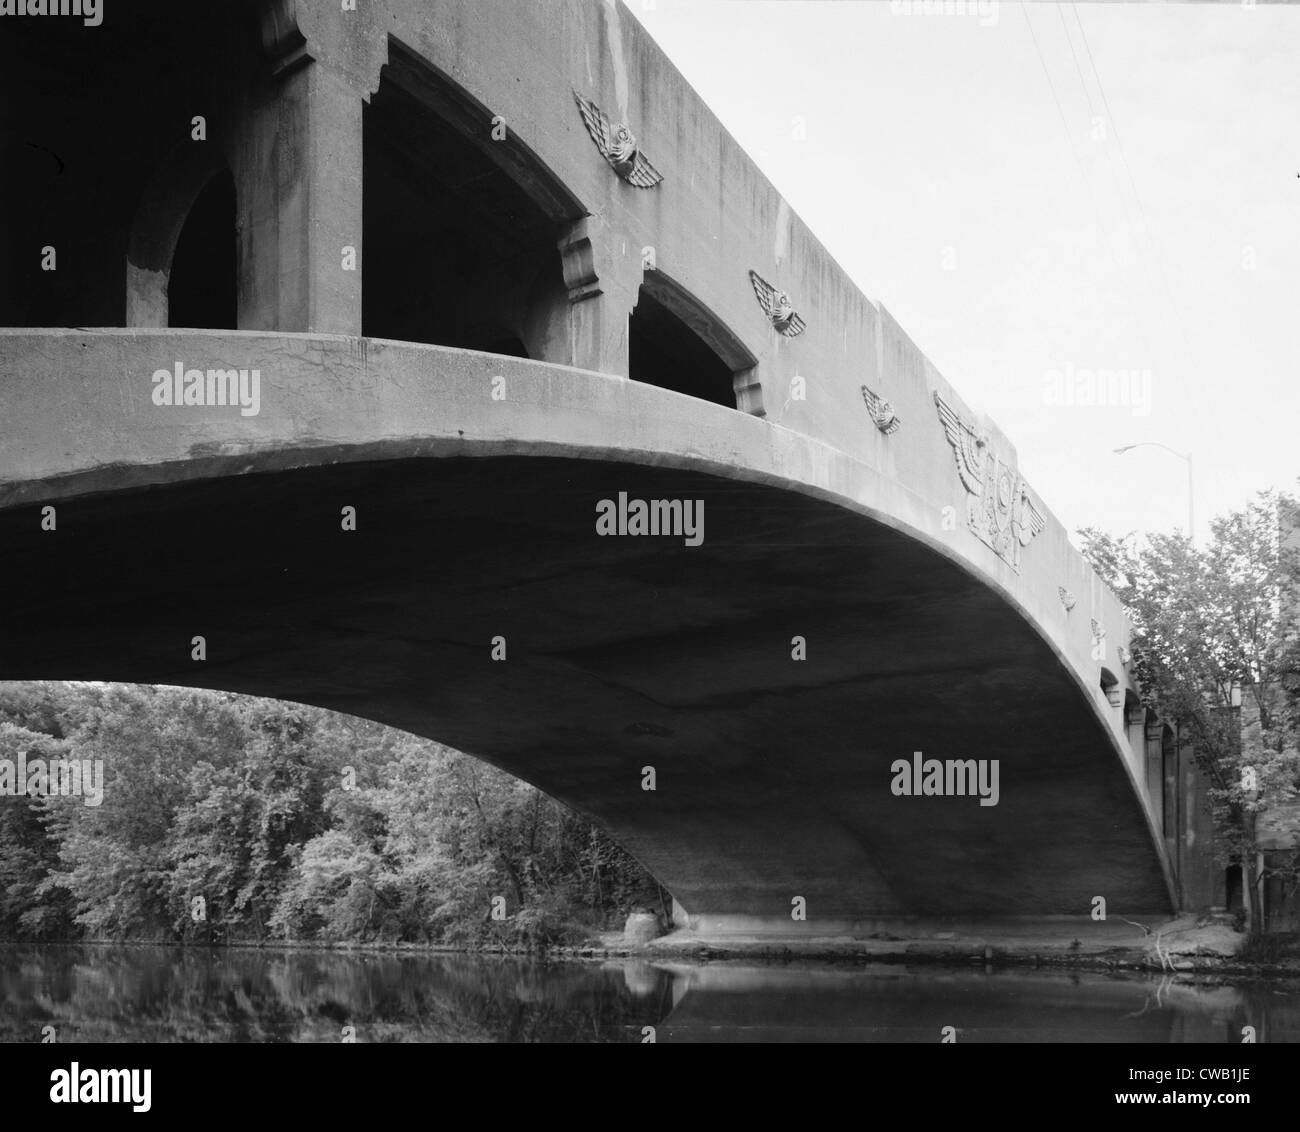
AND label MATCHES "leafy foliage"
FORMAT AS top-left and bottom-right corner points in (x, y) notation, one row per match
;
(1079, 490), (1300, 932)
(0, 683), (661, 947)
